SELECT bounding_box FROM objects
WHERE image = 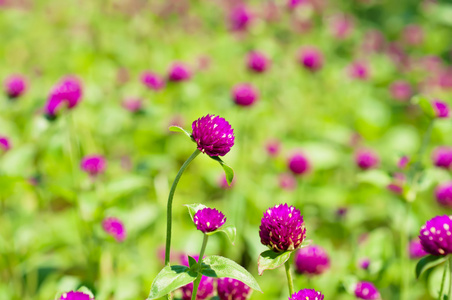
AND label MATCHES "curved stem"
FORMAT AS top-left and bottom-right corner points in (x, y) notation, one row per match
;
(165, 149), (201, 266)
(191, 234), (209, 300)
(284, 259), (295, 296)
(438, 259), (448, 300)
